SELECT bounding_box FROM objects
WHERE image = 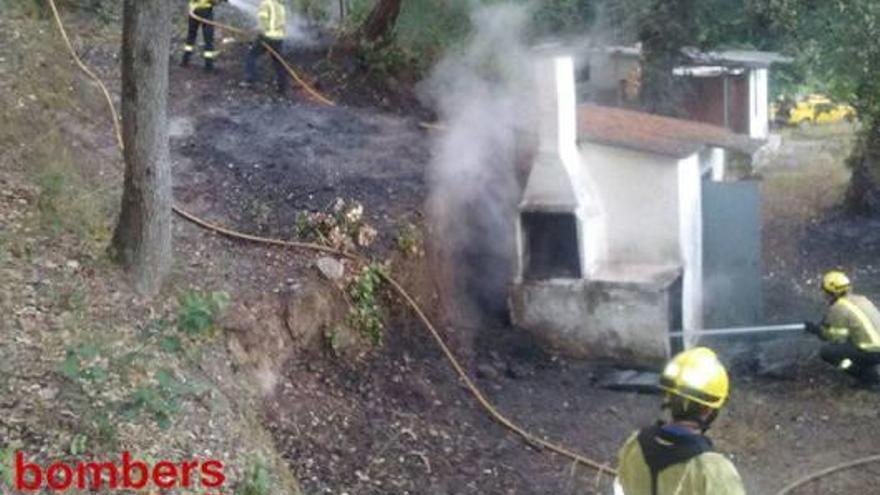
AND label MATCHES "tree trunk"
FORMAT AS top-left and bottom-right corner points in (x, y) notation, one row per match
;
(359, 0), (402, 43)
(637, 0), (697, 117)
(845, 121), (880, 215)
(112, 0), (173, 296)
